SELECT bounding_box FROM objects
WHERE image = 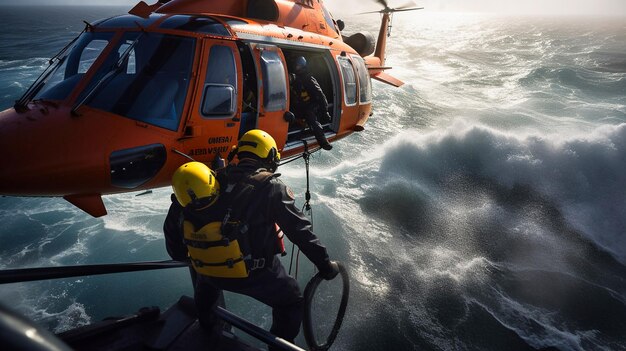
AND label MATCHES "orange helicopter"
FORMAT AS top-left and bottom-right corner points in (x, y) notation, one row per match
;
(0, 0), (421, 217)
